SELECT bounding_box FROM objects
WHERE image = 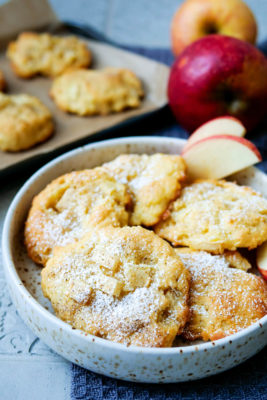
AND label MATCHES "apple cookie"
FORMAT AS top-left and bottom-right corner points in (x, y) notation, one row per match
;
(50, 67), (144, 115)
(0, 93), (54, 152)
(25, 168), (131, 265)
(155, 179), (267, 253)
(41, 226), (190, 347)
(175, 248), (267, 341)
(7, 32), (91, 78)
(103, 153), (186, 226)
